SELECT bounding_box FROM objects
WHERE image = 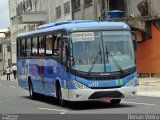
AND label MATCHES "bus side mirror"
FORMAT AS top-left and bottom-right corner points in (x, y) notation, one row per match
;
(131, 32), (137, 51)
(133, 40), (137, 51)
